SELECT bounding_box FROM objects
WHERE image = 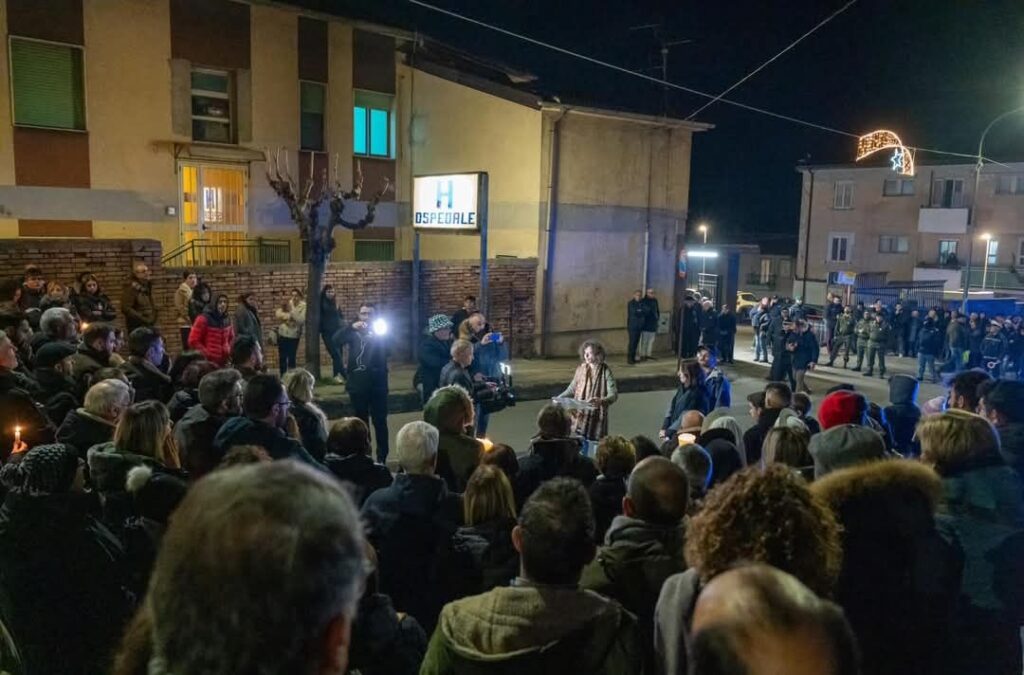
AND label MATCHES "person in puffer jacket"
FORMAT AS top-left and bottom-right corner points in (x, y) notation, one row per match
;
(884, 374), (922, 457)
(187, 295), (234, 367)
